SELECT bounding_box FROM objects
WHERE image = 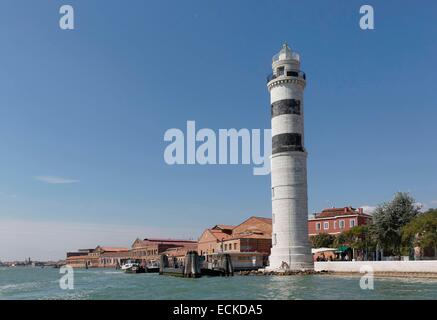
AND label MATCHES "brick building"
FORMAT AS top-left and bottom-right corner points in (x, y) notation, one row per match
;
(197, 225), (235, 255)
(220, 217), (272, 255)
(66, 246), (129, 268)
(308, 207), (372, 236)
(66, 248), (93, 258)
(65, 254), (99, 268)
(99, 250), (132, 268)
(162, 244), (198, 264)
(199, 216), (272, 270)
(130, 238), (197, 264)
